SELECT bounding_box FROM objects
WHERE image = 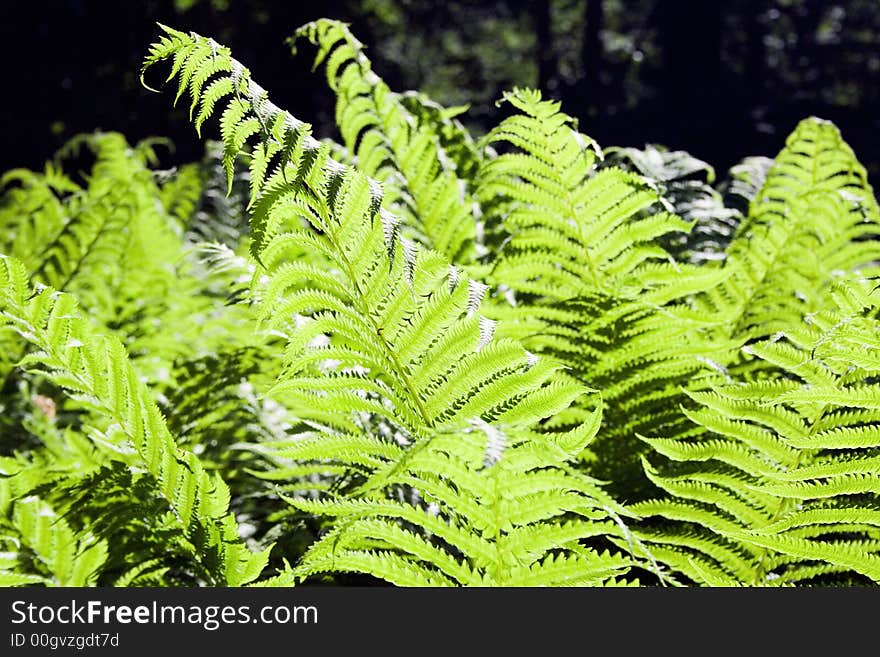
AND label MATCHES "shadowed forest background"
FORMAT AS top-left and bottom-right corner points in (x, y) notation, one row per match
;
(2, 0), (879, 183)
